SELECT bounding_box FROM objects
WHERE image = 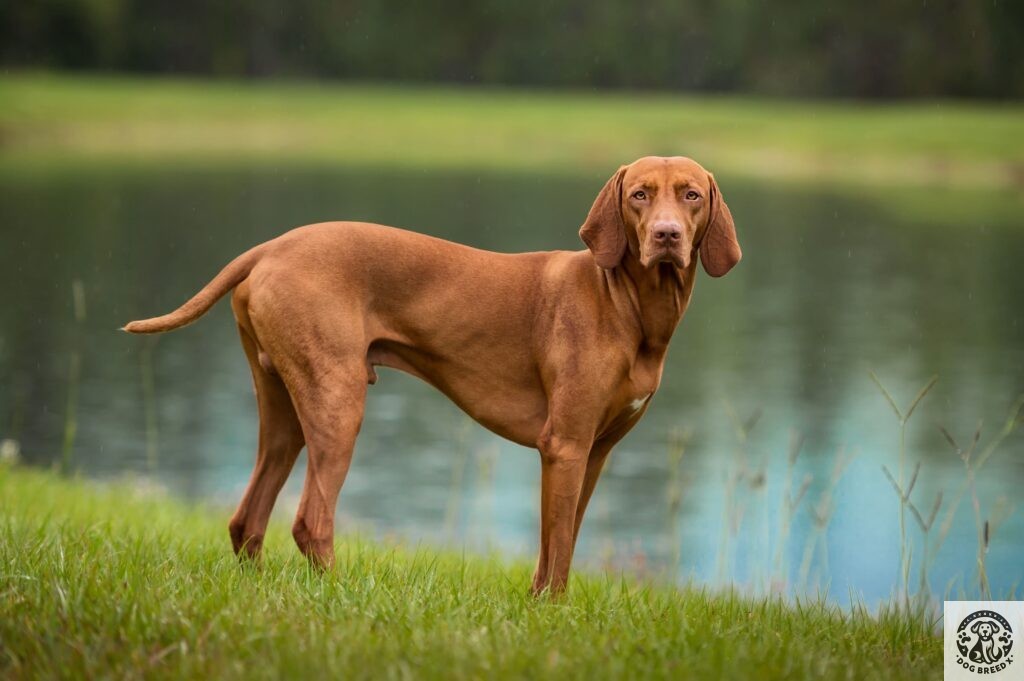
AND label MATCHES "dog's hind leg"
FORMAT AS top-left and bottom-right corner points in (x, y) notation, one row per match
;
(228, 325), (305, 560)
(287, 361), (367, 570)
